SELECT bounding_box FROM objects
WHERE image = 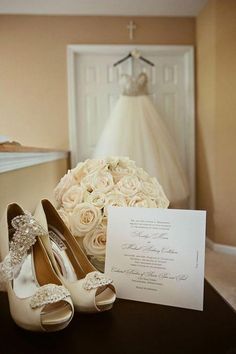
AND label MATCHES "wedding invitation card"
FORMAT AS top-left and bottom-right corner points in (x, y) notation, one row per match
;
(105, 207), (206, 311)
